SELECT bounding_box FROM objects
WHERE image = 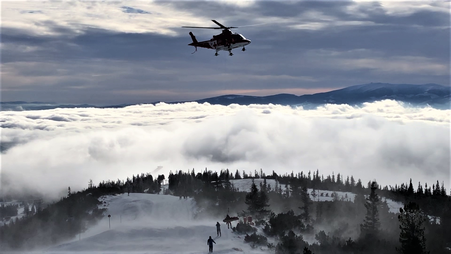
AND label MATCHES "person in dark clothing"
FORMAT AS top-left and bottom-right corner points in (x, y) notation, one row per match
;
(207, 236), (216, 253)
(224, 214), (232, 229)
(216, 222), (221, 237)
